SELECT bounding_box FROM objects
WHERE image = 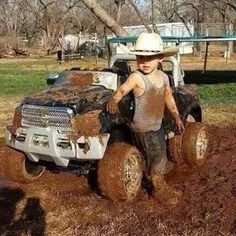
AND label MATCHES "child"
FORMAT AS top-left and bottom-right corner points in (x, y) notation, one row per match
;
(107, 32), (184, 205)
